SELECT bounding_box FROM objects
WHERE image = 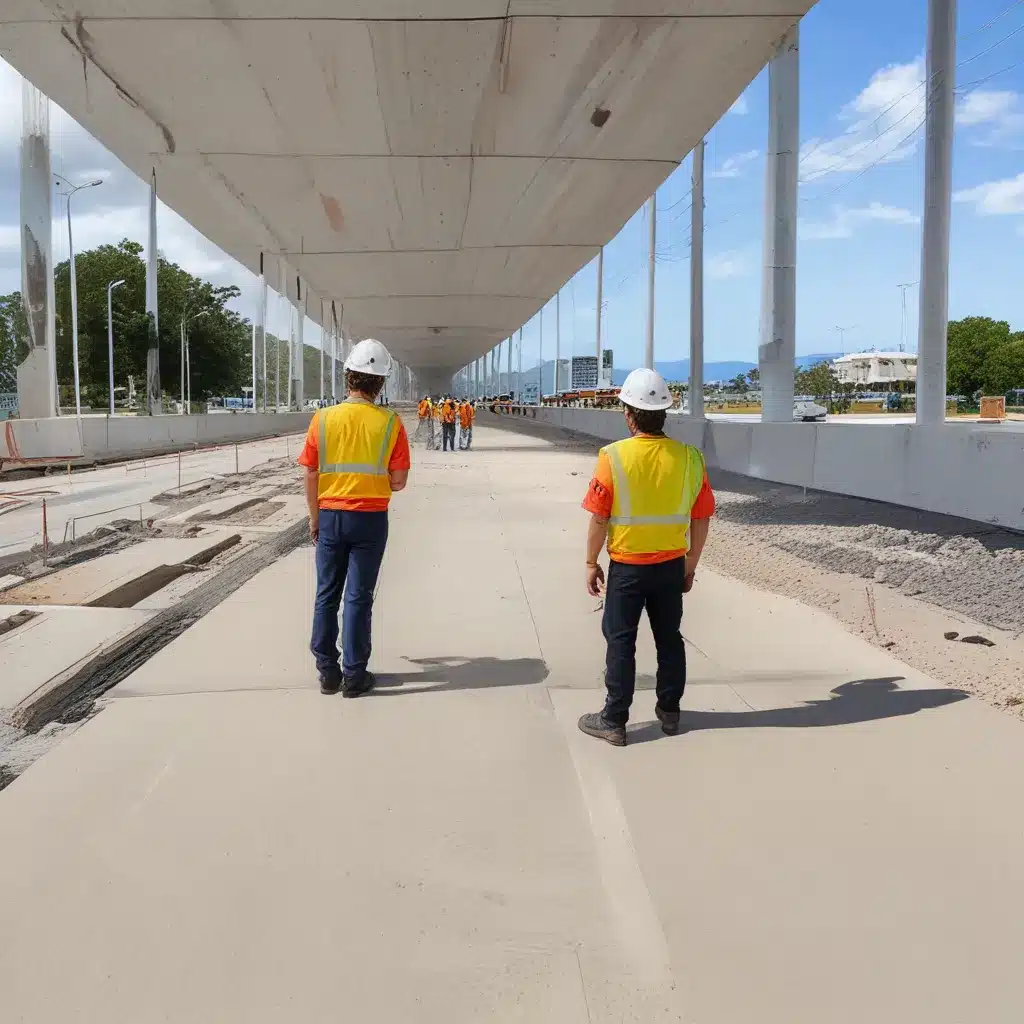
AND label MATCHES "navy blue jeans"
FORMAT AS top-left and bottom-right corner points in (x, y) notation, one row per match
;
(602, 557), (687, 726)
(311, 509), (389, 682)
